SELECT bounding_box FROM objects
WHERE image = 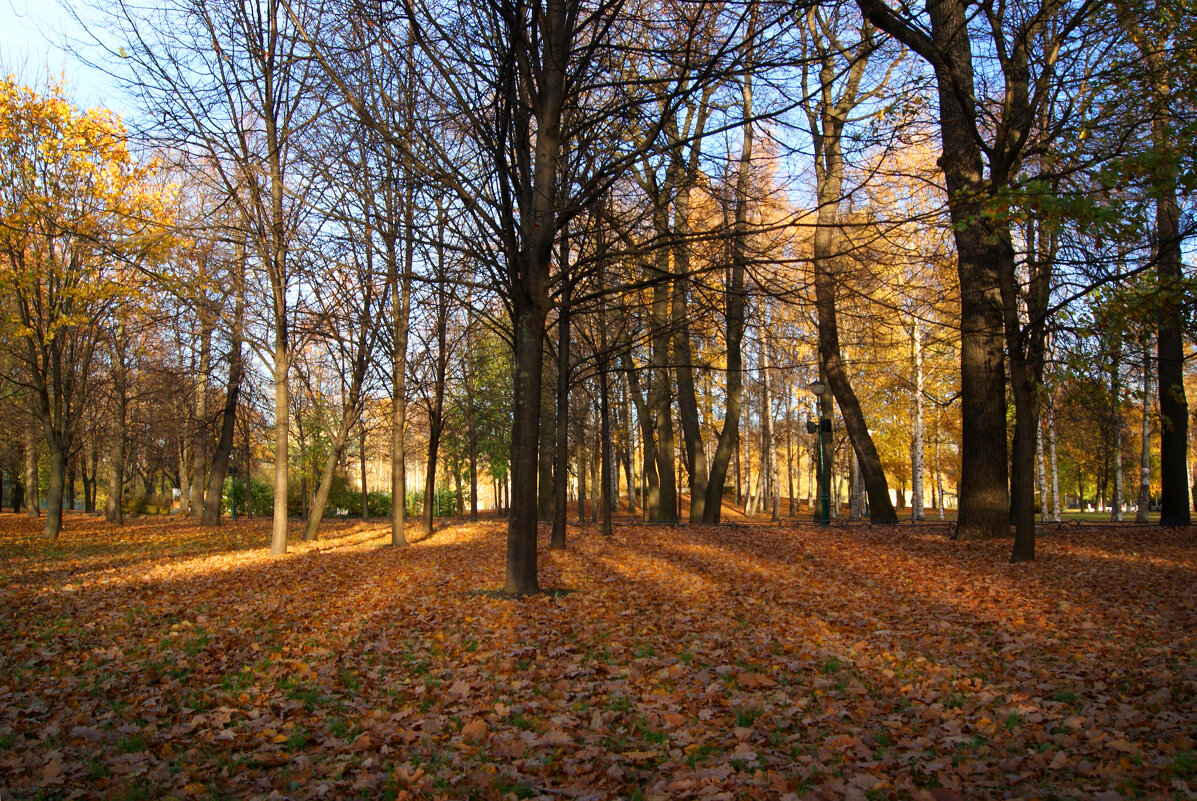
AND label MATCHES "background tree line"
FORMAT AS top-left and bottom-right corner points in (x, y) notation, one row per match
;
(0, 0), (1195, 591)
